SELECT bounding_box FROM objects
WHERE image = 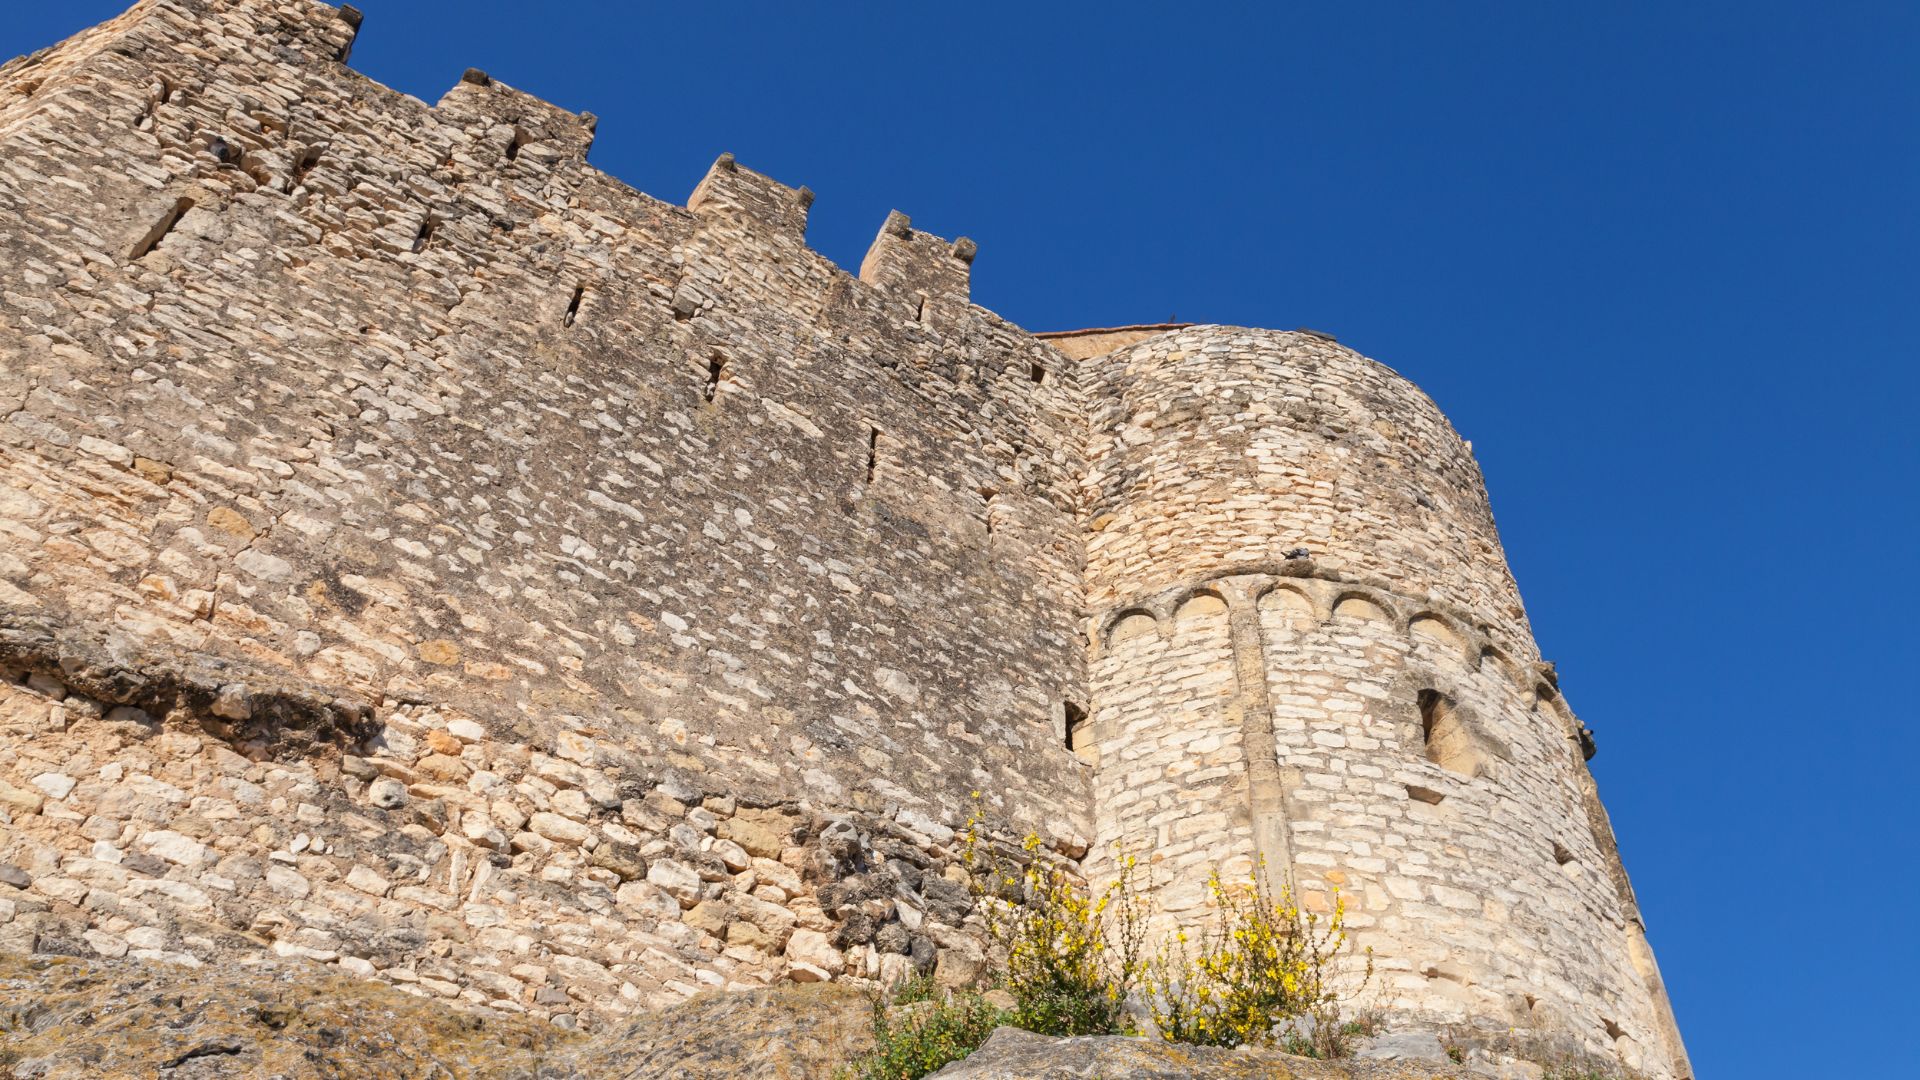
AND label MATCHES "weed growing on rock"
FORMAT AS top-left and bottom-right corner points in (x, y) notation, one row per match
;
(841, 979), (1007, 1080)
